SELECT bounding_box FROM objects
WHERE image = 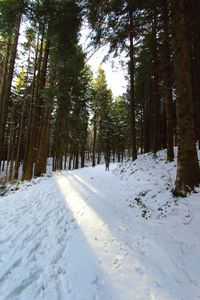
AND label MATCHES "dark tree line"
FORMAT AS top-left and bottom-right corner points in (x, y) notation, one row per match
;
(0, 0), (199, 197)
(0, 0), (91, 181)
